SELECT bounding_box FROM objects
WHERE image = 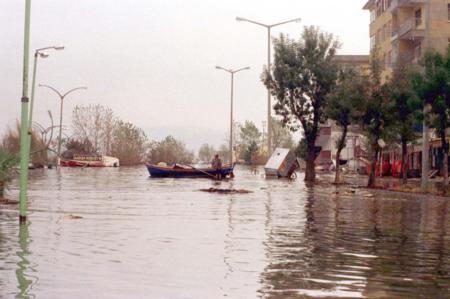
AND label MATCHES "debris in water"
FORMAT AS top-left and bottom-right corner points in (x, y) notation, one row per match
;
(64, 214), (83, 220)
(199, 188), (252, 194)
(0, 198), (18, 205)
